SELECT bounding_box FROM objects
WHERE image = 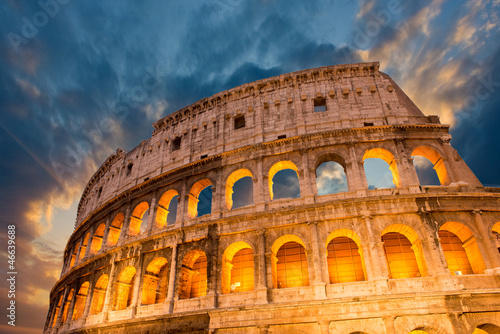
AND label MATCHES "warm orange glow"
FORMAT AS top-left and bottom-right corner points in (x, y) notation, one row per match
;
(89, 274), (108, 315)
(128, 202), (149, 236)
(412, 146), (450, 185)
(179, 250), (208, 299)
(114, 266), (136, 310)
(363, 148), (401, 187)
(187, 179), (212, 218)
(440, 221), (485, 274)
(72, 282), (89, 320)
(382, 232), (421, 279)
(439, 230), (473, 275)
(79, 232), (89, 260)
(89, 223), (105, 254)
(276, 242), (309, 288)
(230, 248), (254, 293)
(226, 169), (253, 210)
(268, 161), (299, 200)
(141, 257), (169, 305)
(106, 212), (124, 246)
(52, 295), (63, 327)
(60, 289), (74, 323)
(70, 241), (79, 268)
(327, 237), (365, 283)
(156, 190), (178, 228)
